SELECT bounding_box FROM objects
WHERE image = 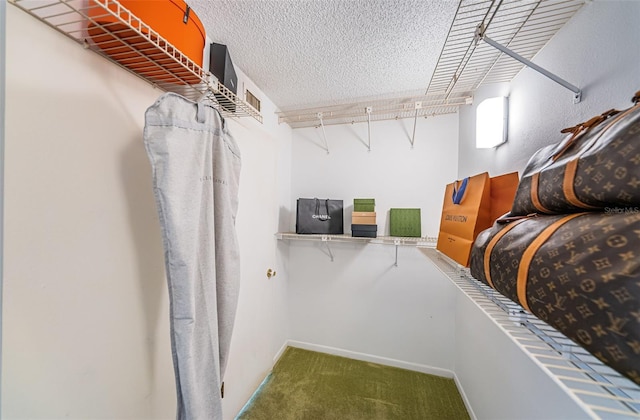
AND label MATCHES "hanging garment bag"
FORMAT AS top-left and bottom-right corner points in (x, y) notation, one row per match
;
(469, 212), (640, 386)
(510, 91), (640, 216)
(296, 198), (344, 234)
(144, 92), (241, 420)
